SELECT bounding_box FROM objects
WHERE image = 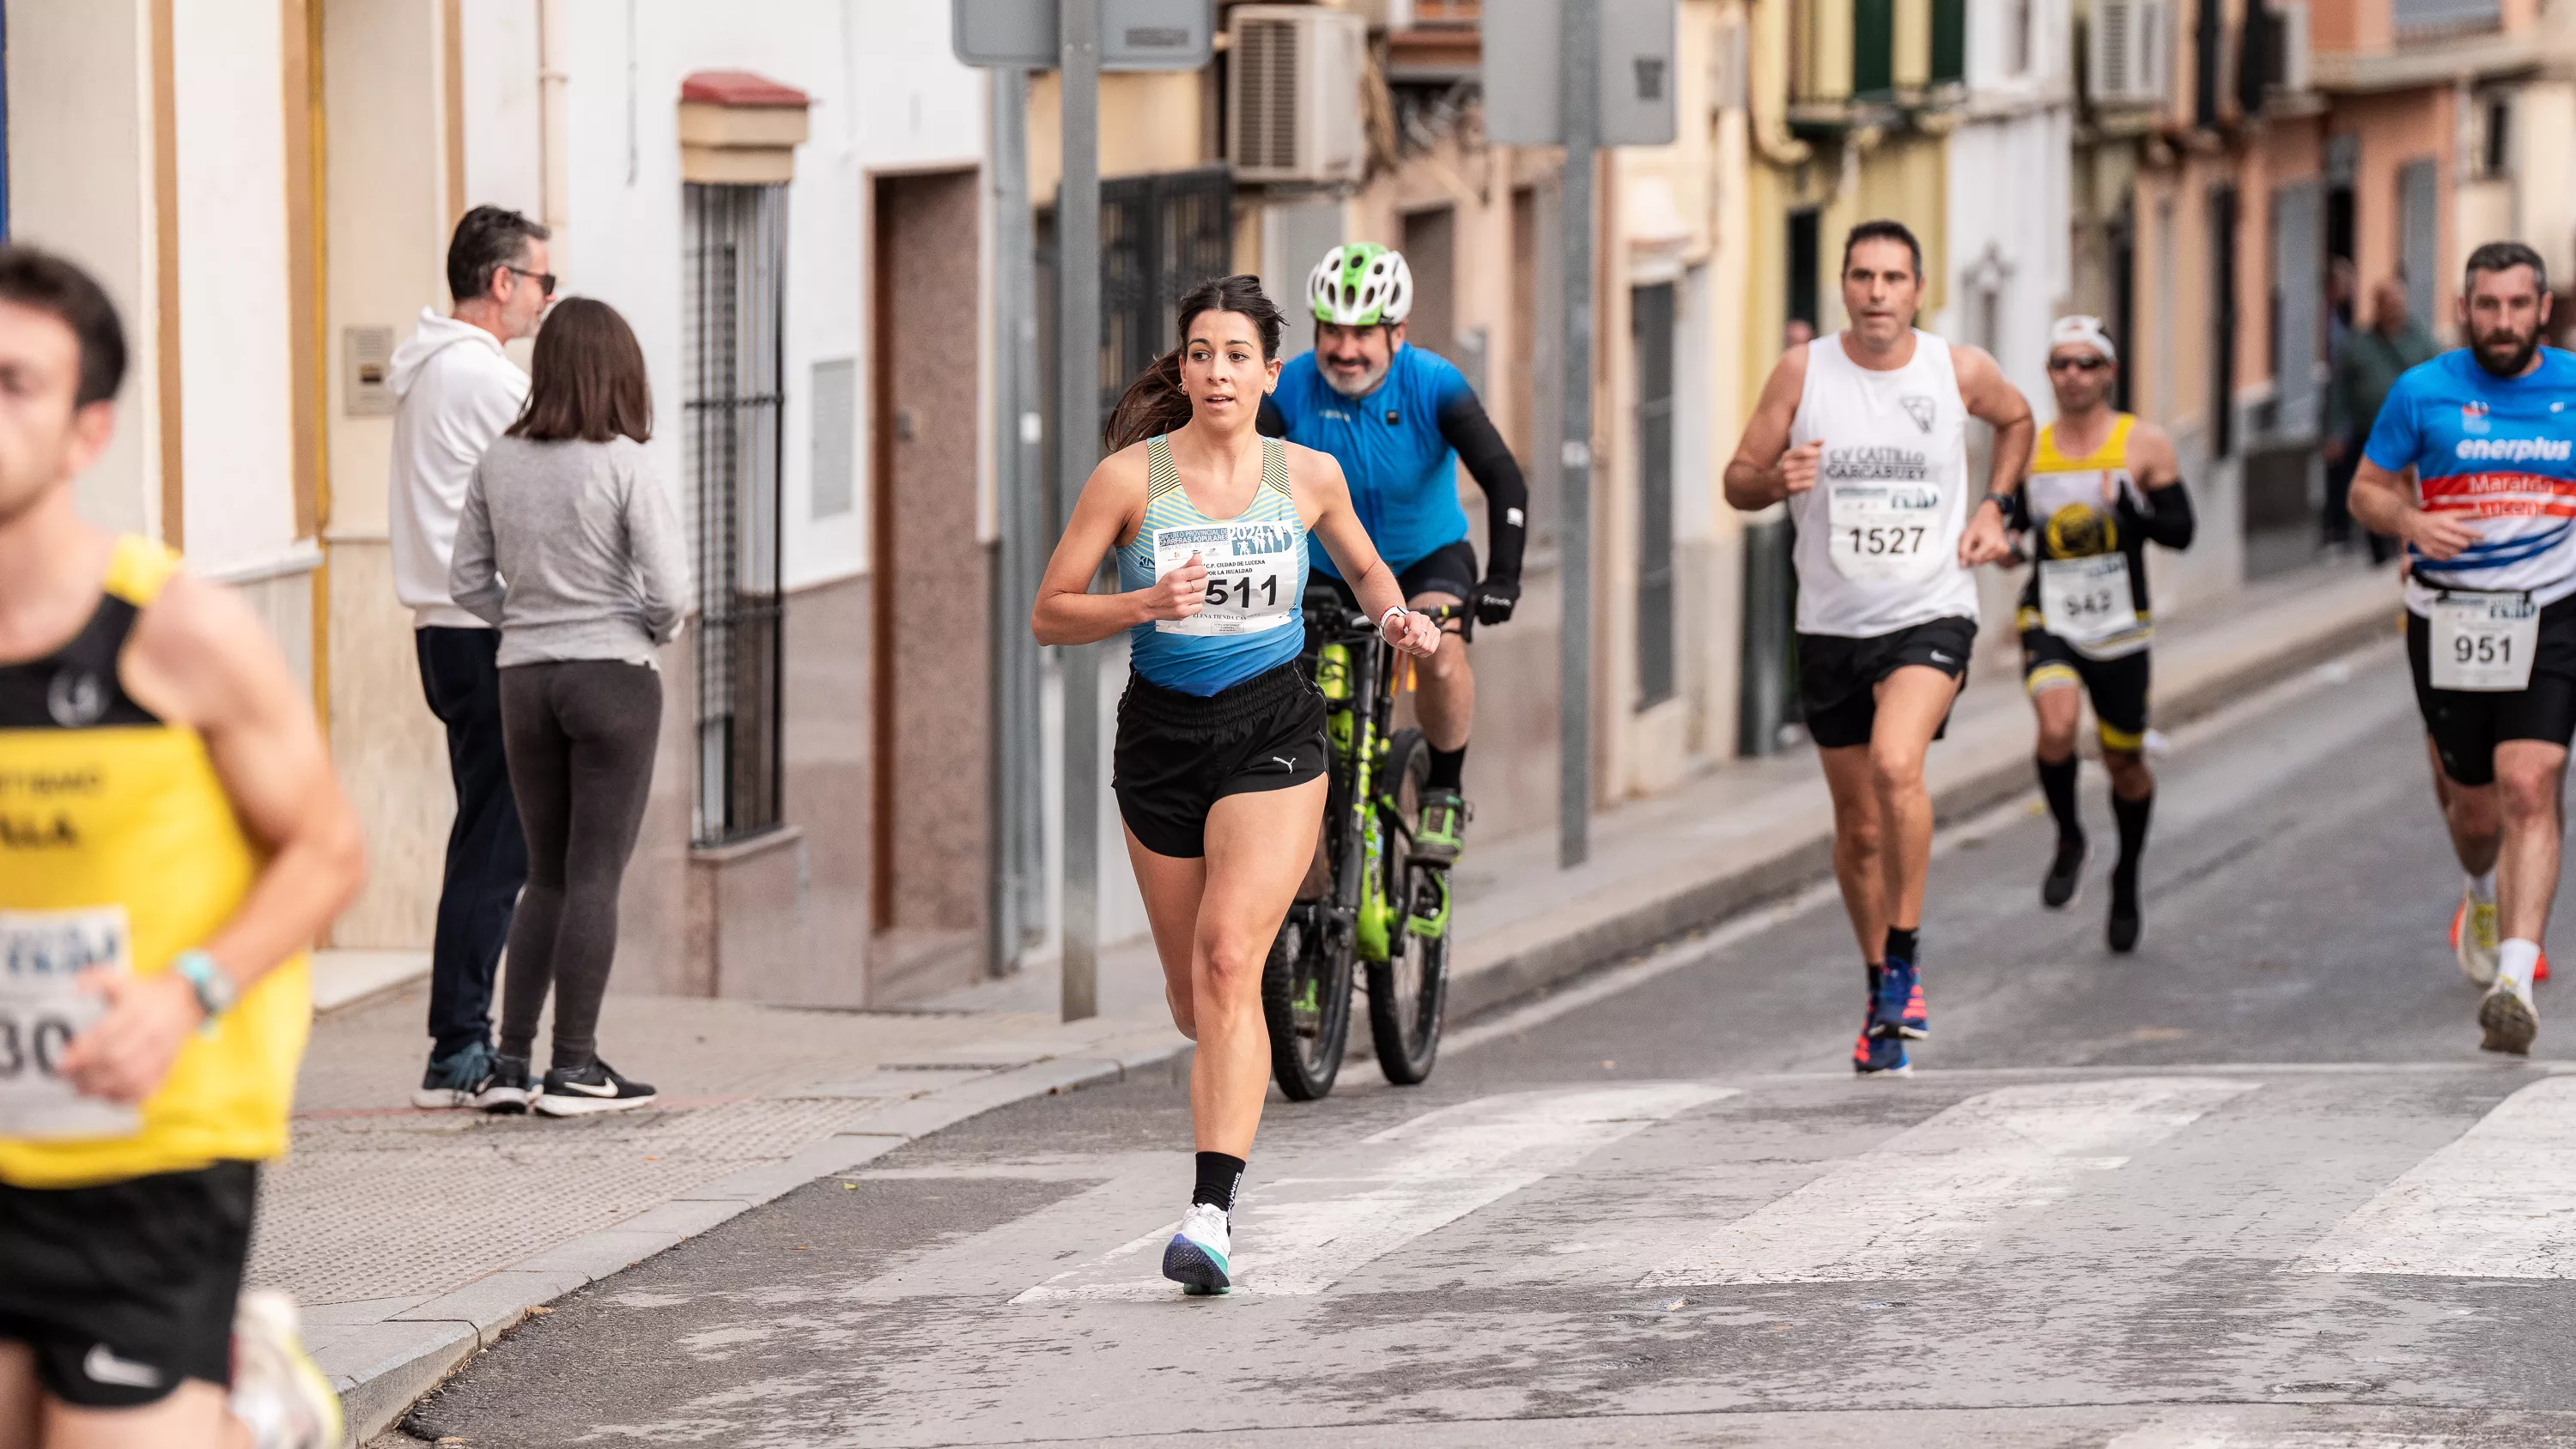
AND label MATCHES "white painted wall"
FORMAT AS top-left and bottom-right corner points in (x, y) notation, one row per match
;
(460, 0), (987, 595)
(170, 0), (301, 578)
